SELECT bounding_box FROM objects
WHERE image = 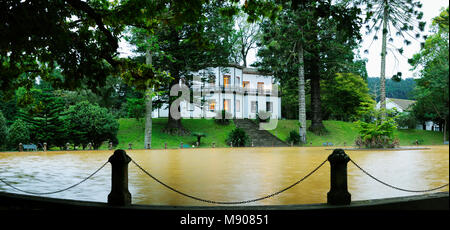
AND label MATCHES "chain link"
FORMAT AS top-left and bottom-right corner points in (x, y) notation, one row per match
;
(131, 158), (328, 205)
(350, 159), (449, 193)
(0, 161), (109, 195)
